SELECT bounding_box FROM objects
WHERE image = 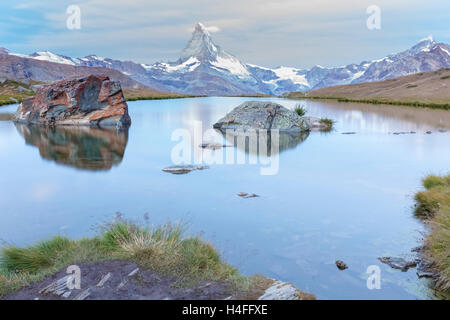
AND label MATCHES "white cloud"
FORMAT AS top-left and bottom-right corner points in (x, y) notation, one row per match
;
(5, 0), (450, 68)
(206, 26), (220, 33)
